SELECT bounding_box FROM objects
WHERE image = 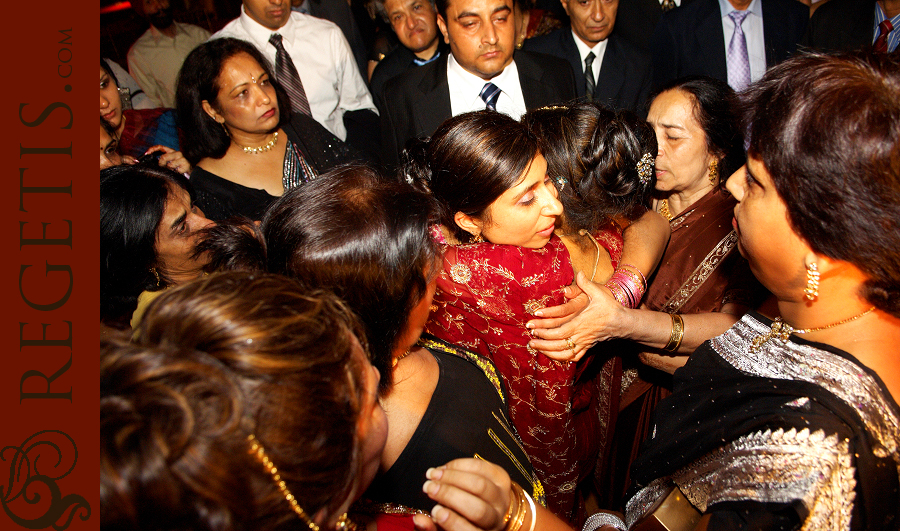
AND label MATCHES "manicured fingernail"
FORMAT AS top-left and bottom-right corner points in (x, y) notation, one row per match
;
(526, 322), (534, 329)
(431, 505), (449, 524)
(423, 480), (438, 495)
(426, 467), (442, 480)
(534, 310), (544, 317)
